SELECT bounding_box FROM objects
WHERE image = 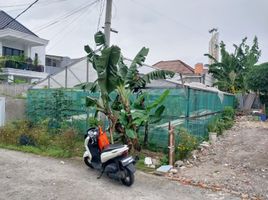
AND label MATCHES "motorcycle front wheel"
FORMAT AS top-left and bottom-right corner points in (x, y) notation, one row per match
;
(121, 168), (134, 186)
(84, 157), (94, 169)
